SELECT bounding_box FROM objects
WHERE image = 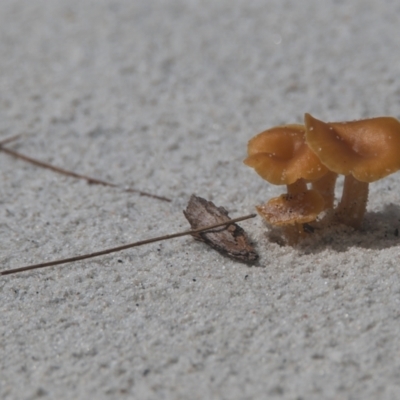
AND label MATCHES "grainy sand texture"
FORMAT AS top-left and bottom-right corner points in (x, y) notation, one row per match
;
(1, 1), (400, 399)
